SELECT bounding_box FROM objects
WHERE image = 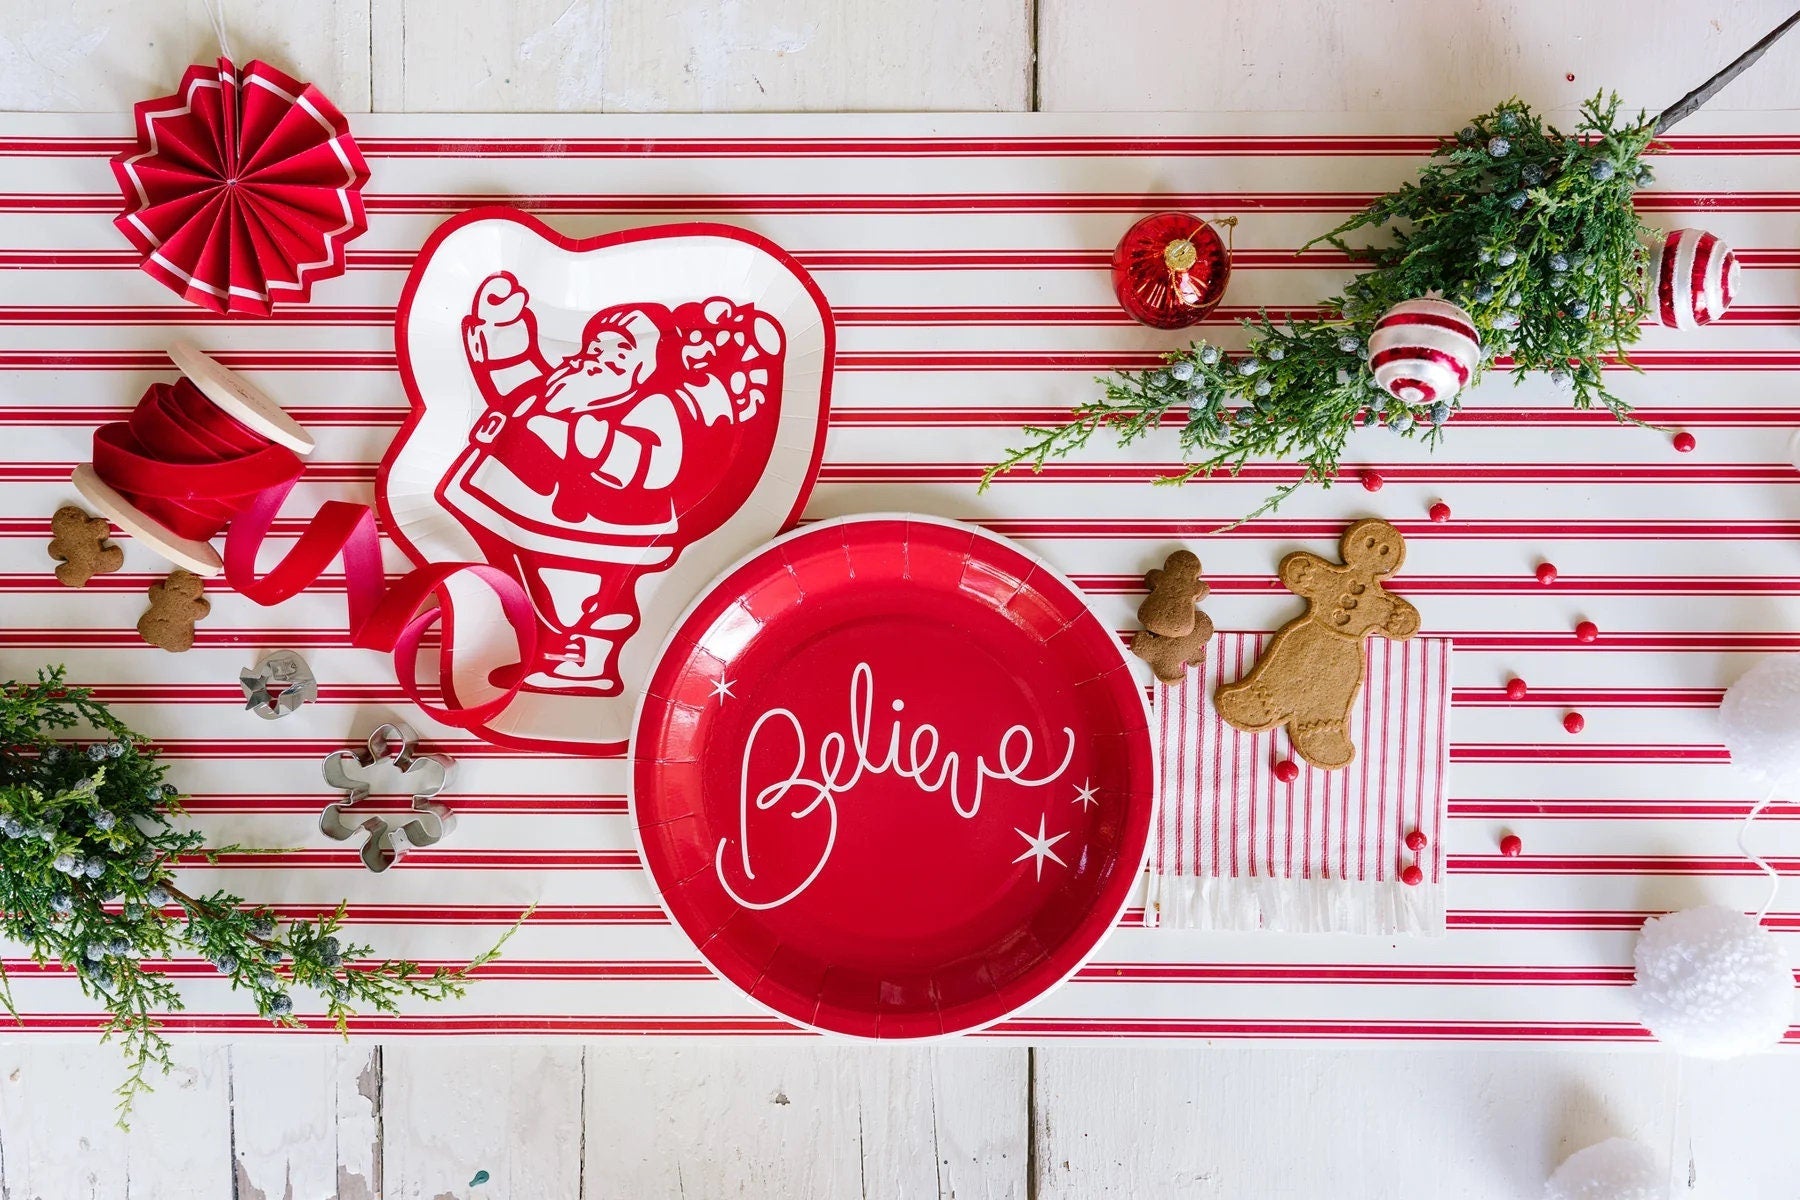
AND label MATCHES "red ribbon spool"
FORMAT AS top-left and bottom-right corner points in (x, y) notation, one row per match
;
(73, 345), (538, 730)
